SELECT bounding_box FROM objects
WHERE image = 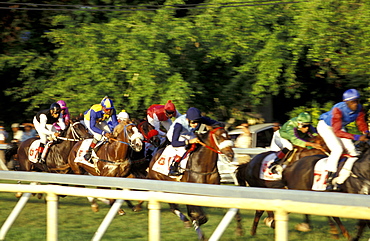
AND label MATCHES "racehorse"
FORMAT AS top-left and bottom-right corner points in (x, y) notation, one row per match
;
(234, 134), (346, 237)
(147, 126), (234, 240)
(67, 119), (144, 213)
(17, 120), (91, 173)
(283, 140), (370, 241)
